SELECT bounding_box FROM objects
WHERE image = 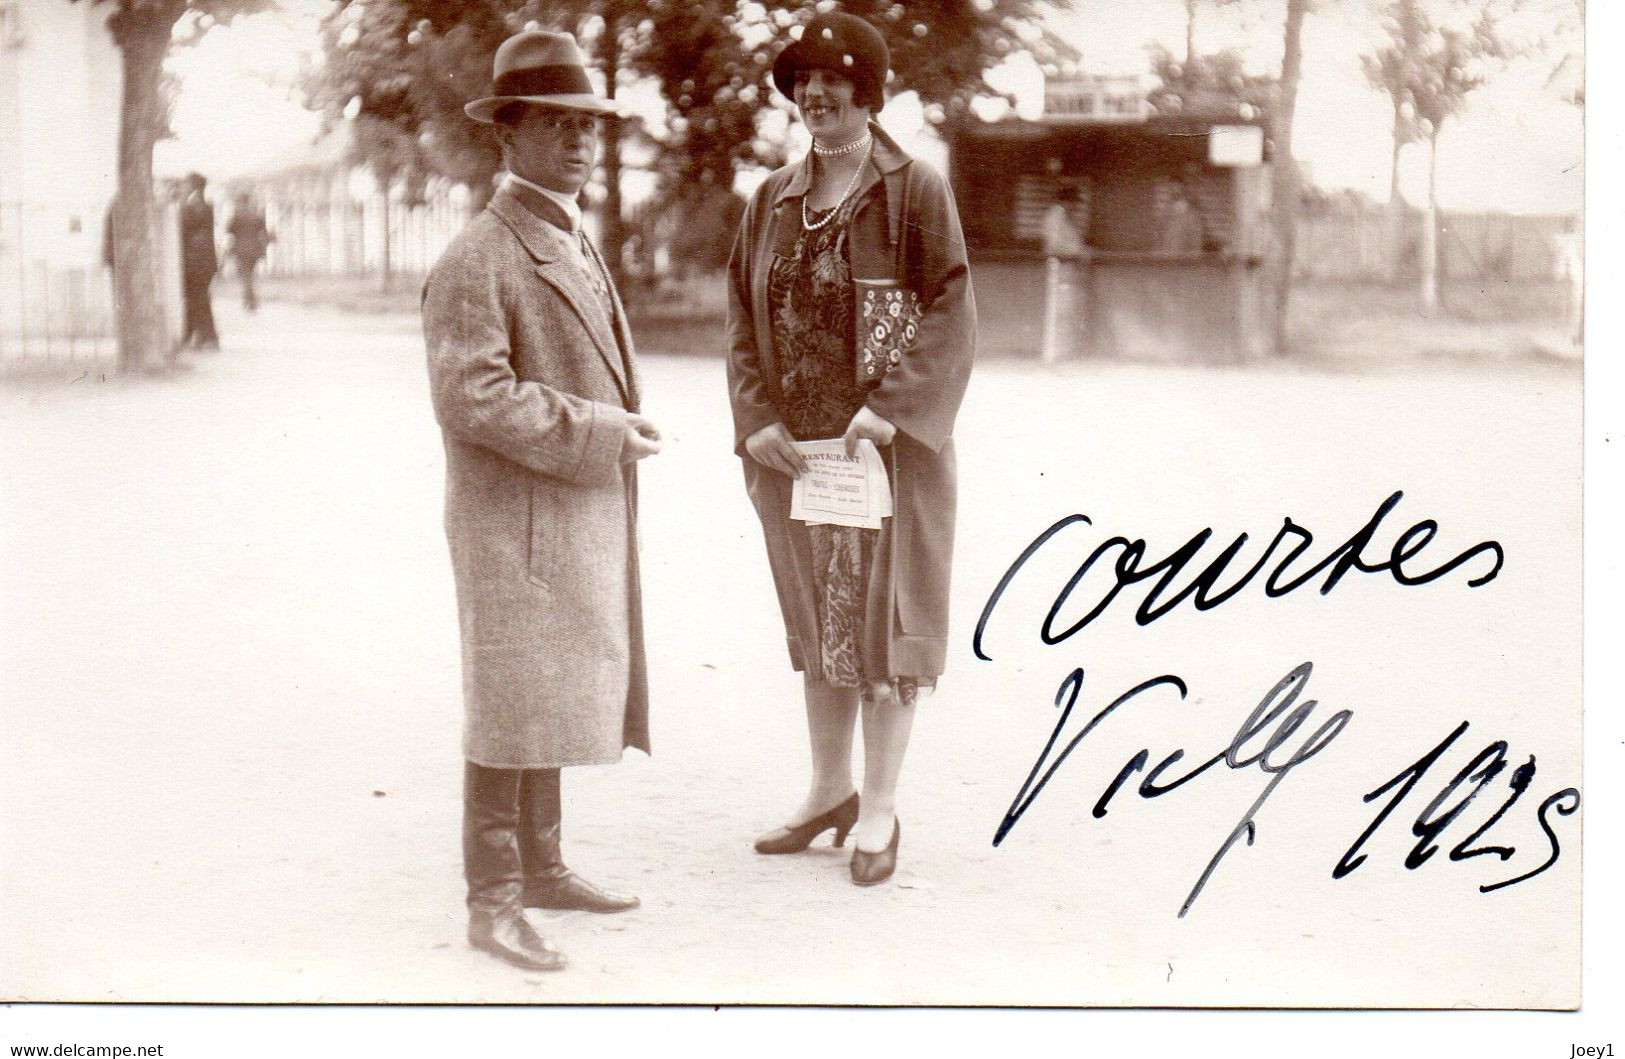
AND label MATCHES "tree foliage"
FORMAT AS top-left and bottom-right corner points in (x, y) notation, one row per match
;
(1178, 0), (1244, 66)
(73, 0), (273, 372)
(308, 0), (1070, 218)
(309, 1), (531, 199)
(1363, 0), (1508, 156)
(1361, 0), (1515, 304)
(1146, 44), (1273, 118)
